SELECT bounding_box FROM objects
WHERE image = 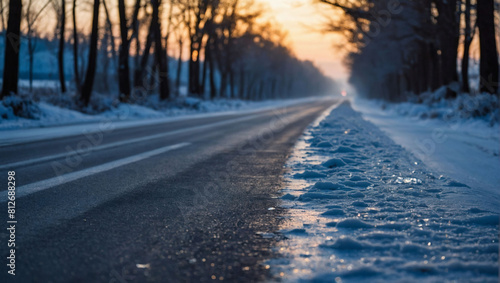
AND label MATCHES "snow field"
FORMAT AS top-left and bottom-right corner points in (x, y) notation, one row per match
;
(271, 102), (499, 282)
